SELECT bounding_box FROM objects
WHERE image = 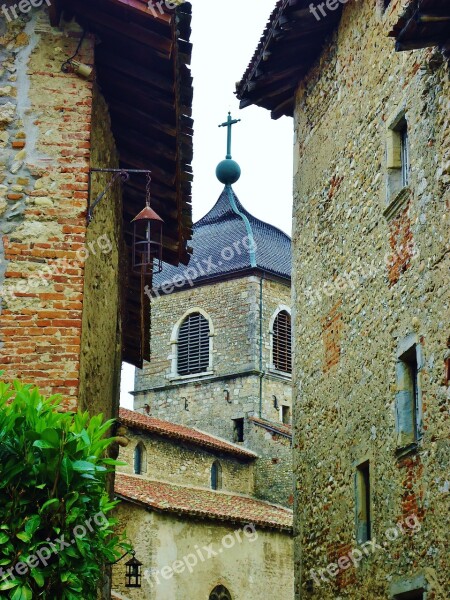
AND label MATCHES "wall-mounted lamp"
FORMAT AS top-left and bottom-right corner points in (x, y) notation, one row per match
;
(132, 172), (164, 277)
(125, 554), (143, 588)
(183, 397), (189, 411)
(273, 395), (279, 410)
(61, 31), (93, 80)
(224, 389), (231, 404)
(88, 169), (164, 277)
(62, 59), (93, 79)
(108, 549), (142, 589)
